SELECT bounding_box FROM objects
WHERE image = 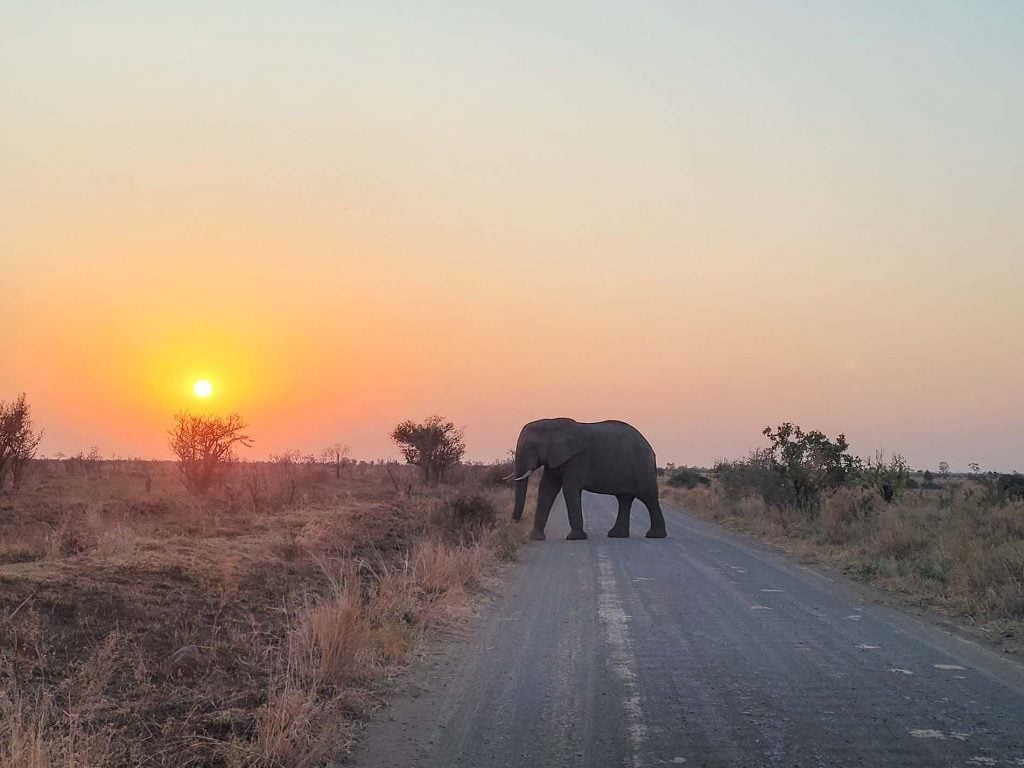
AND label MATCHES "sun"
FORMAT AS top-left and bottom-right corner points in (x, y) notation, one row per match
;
(192, 379), (213, 398)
